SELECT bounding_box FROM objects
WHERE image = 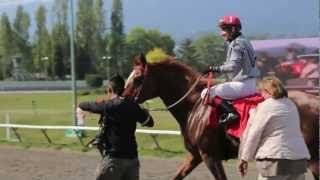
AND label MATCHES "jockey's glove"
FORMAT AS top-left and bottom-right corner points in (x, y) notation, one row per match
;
(202, 66), (221, 74)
